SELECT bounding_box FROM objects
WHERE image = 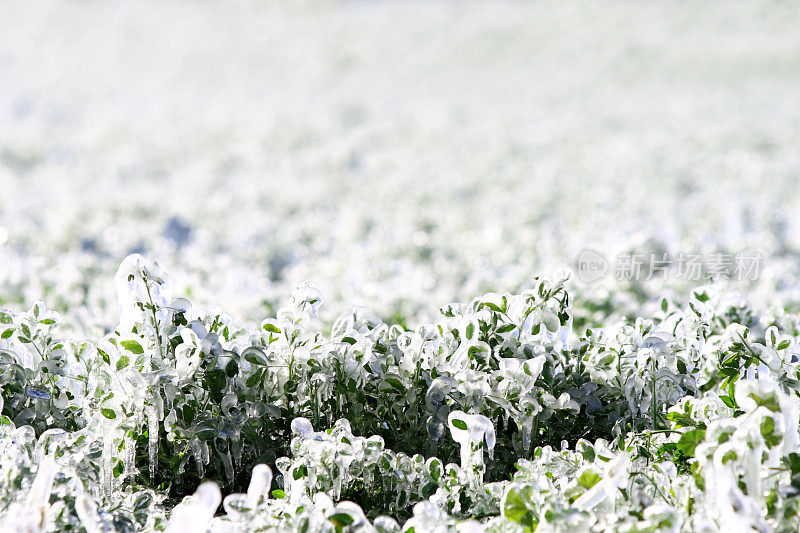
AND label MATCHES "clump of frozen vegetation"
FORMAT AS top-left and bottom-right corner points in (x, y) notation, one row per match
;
(2, 255), (800, 532)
